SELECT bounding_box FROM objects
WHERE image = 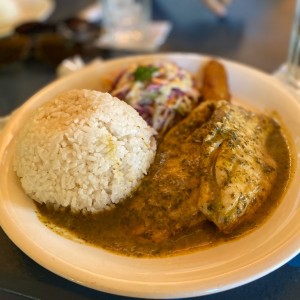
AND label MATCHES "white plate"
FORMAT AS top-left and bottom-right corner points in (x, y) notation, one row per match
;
(0, 0), (55, 37)
(1, 54), (300, 299)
